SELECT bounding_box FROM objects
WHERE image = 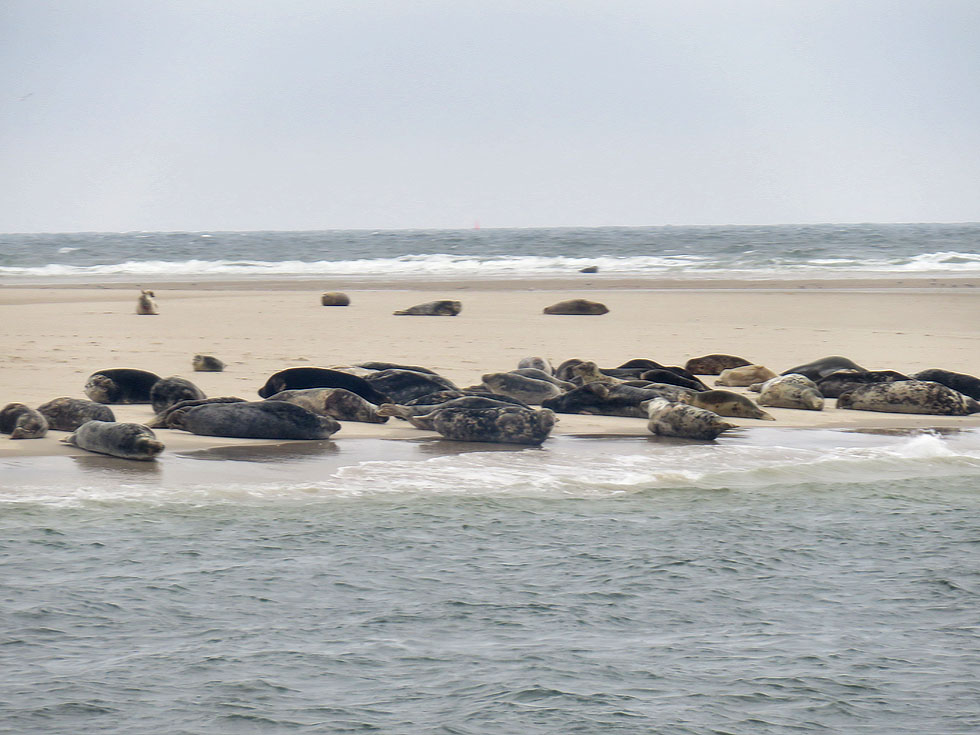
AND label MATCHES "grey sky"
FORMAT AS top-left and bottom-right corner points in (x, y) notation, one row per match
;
(2, 0), (978, 232)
